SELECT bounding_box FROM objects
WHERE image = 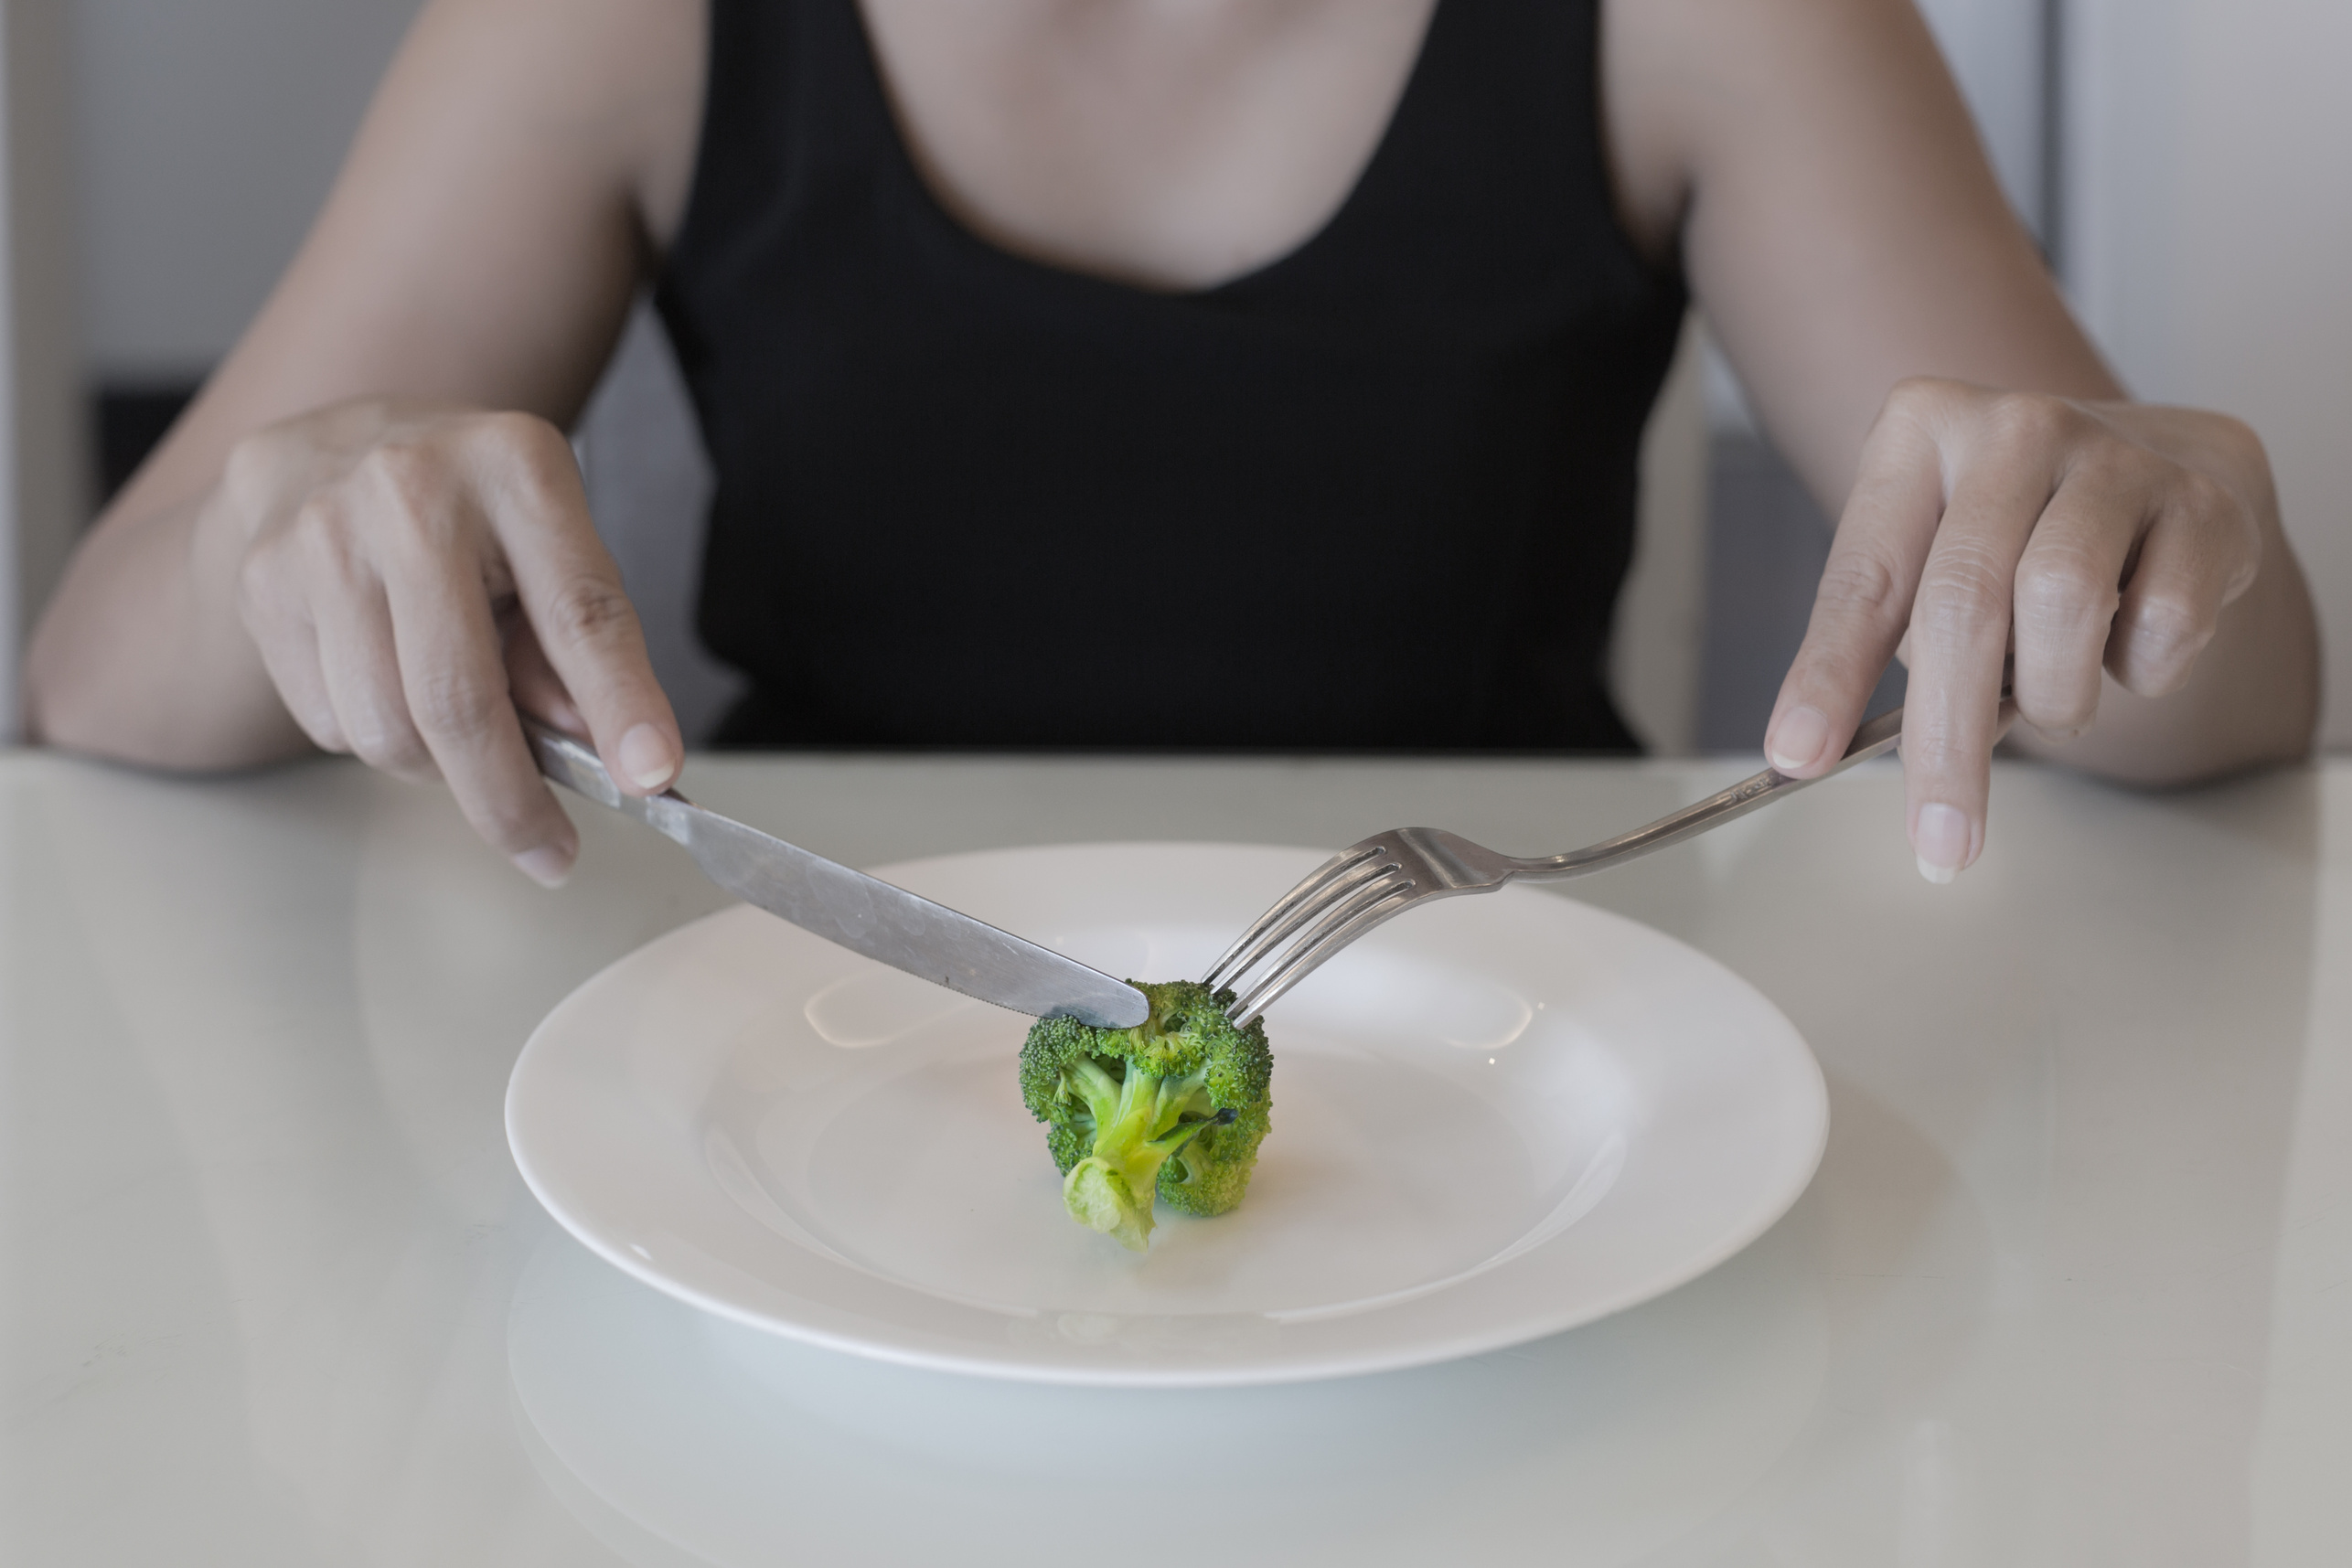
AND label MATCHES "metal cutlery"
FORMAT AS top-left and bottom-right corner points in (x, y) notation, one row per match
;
(523, 719), (1149, 1029)
(1204, 703), (1930, 1024)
